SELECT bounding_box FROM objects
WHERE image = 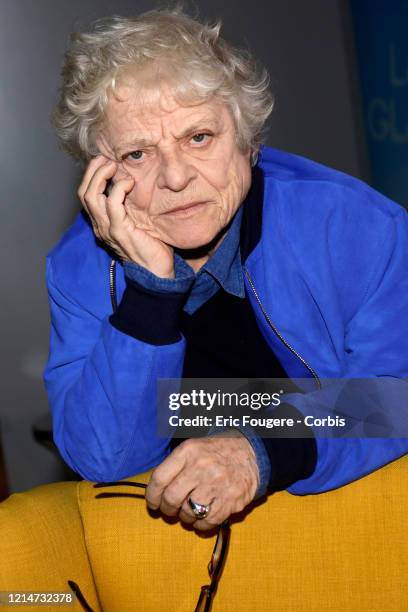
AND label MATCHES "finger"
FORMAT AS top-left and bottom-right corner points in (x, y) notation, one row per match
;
(183, 494), (227, 531)
(82, 160), (117, 235)
(178, 507), (196, 525)
(106, 177), (135, 229)
(159, 496), (181, 517)
(146, 447), (188, 510)
(77, 156), (109, 204)
(180, 488), (215, 520)
(193, 517), (223, 532)
(193, 500), (226, 531)
(158, 471), (200, 517)
(83, 159), (117, 211)
(179, 498), (204, 523)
